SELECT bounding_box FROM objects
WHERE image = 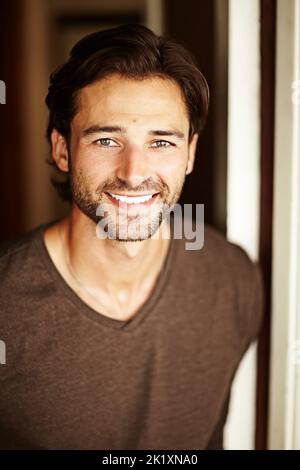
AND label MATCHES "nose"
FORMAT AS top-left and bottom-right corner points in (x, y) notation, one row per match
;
(116, 144), (150, 189)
